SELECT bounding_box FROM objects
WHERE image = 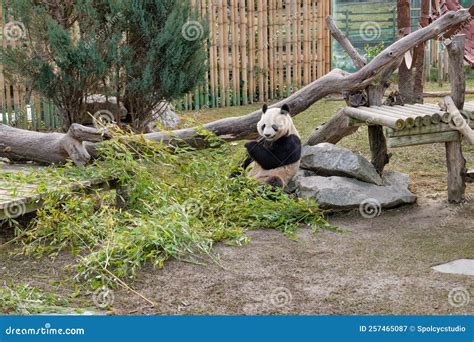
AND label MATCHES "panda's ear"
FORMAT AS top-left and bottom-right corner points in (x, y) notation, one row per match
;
(280, 104), (290, 115)
(262, 103), (268, 114)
